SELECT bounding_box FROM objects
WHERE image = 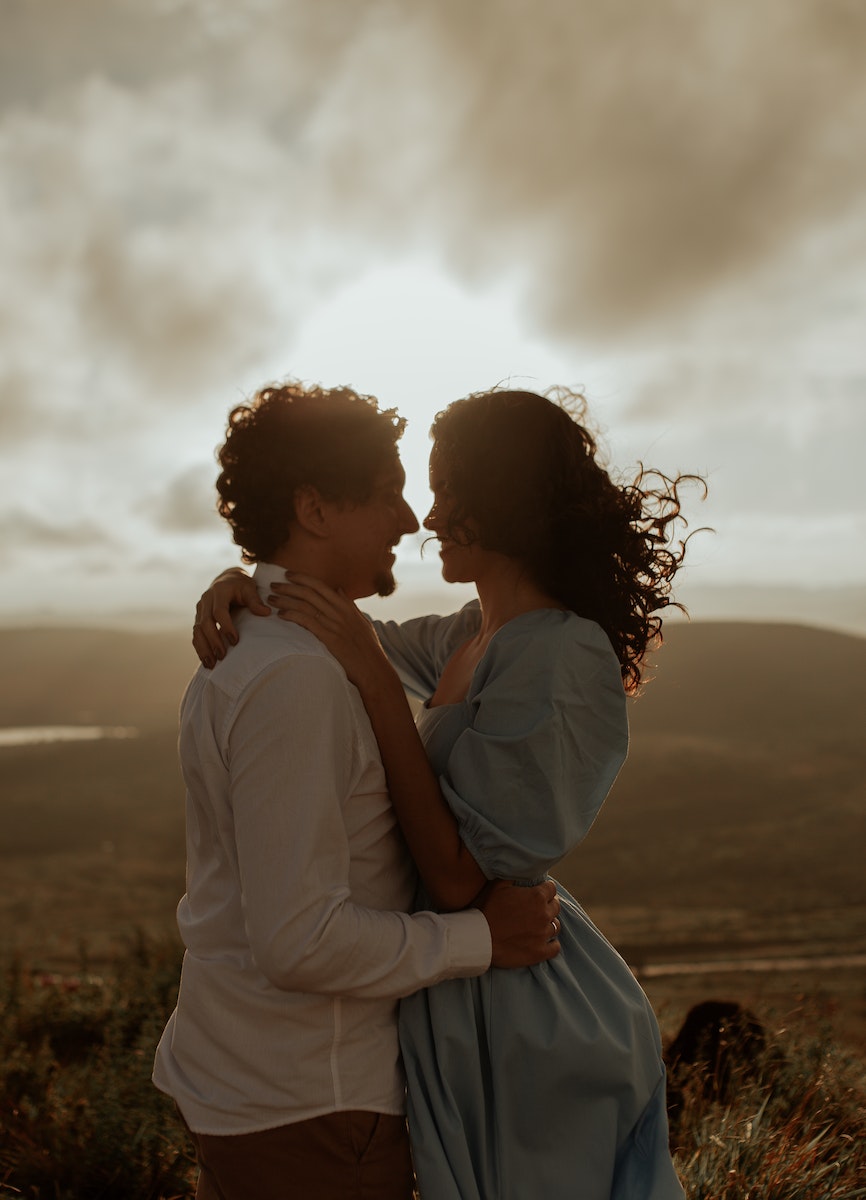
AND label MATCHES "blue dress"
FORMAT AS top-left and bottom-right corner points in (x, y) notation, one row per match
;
(372, 603), (684, 1200)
